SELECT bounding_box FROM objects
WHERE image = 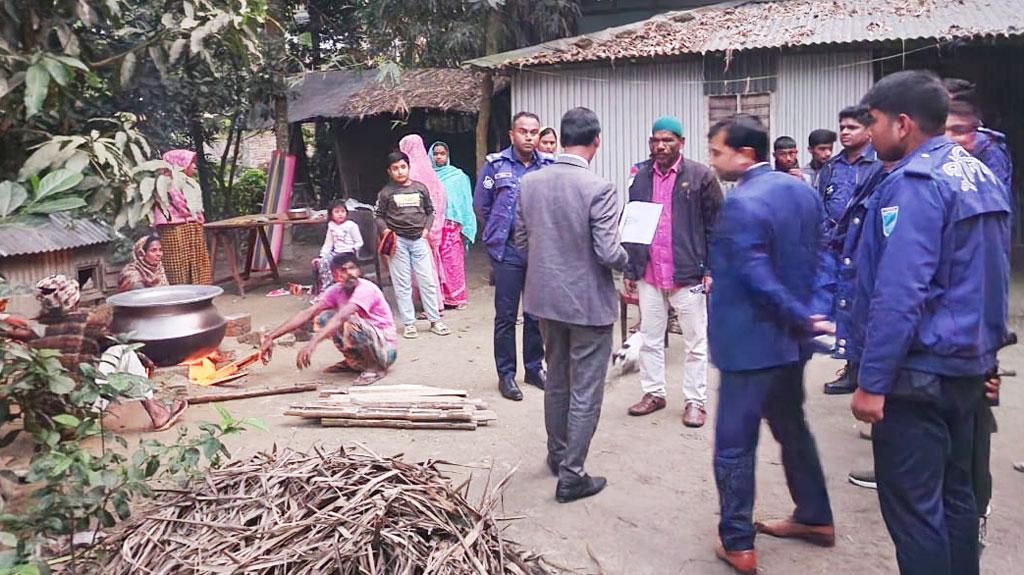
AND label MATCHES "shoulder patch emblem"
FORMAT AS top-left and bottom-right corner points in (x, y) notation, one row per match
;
(483, 176), (494, 190)
(881, 205), (899, 237)
(942, 145), (994, 192)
